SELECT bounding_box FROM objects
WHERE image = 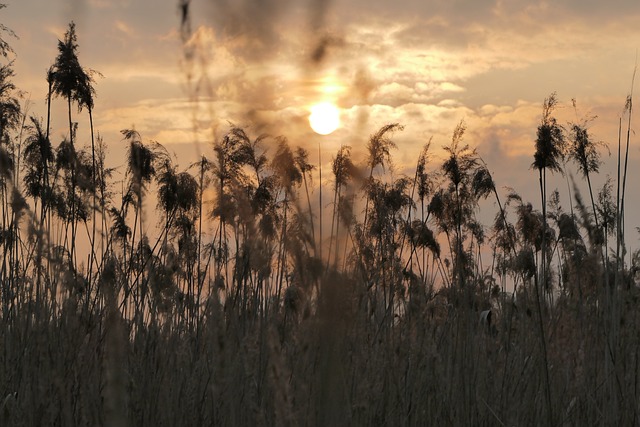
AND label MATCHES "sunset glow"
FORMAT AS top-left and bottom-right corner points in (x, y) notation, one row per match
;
(4, 0), (639, 261)
(309, 102), (340, 135)
(3, 2), (640, 424)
